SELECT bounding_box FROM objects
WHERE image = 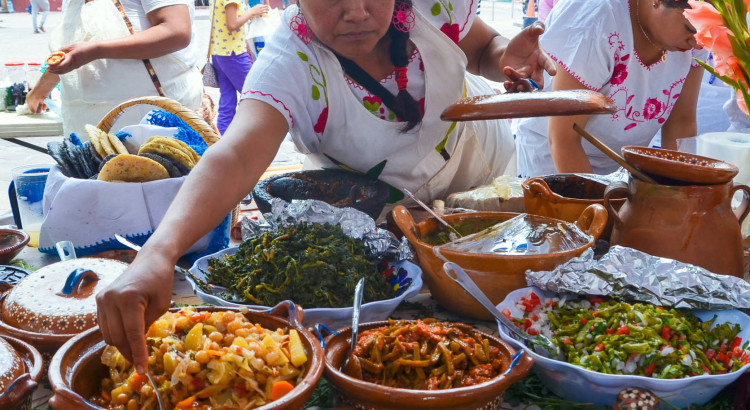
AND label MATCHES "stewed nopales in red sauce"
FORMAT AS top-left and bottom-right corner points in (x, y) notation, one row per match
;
(345, 319), (509, 390)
